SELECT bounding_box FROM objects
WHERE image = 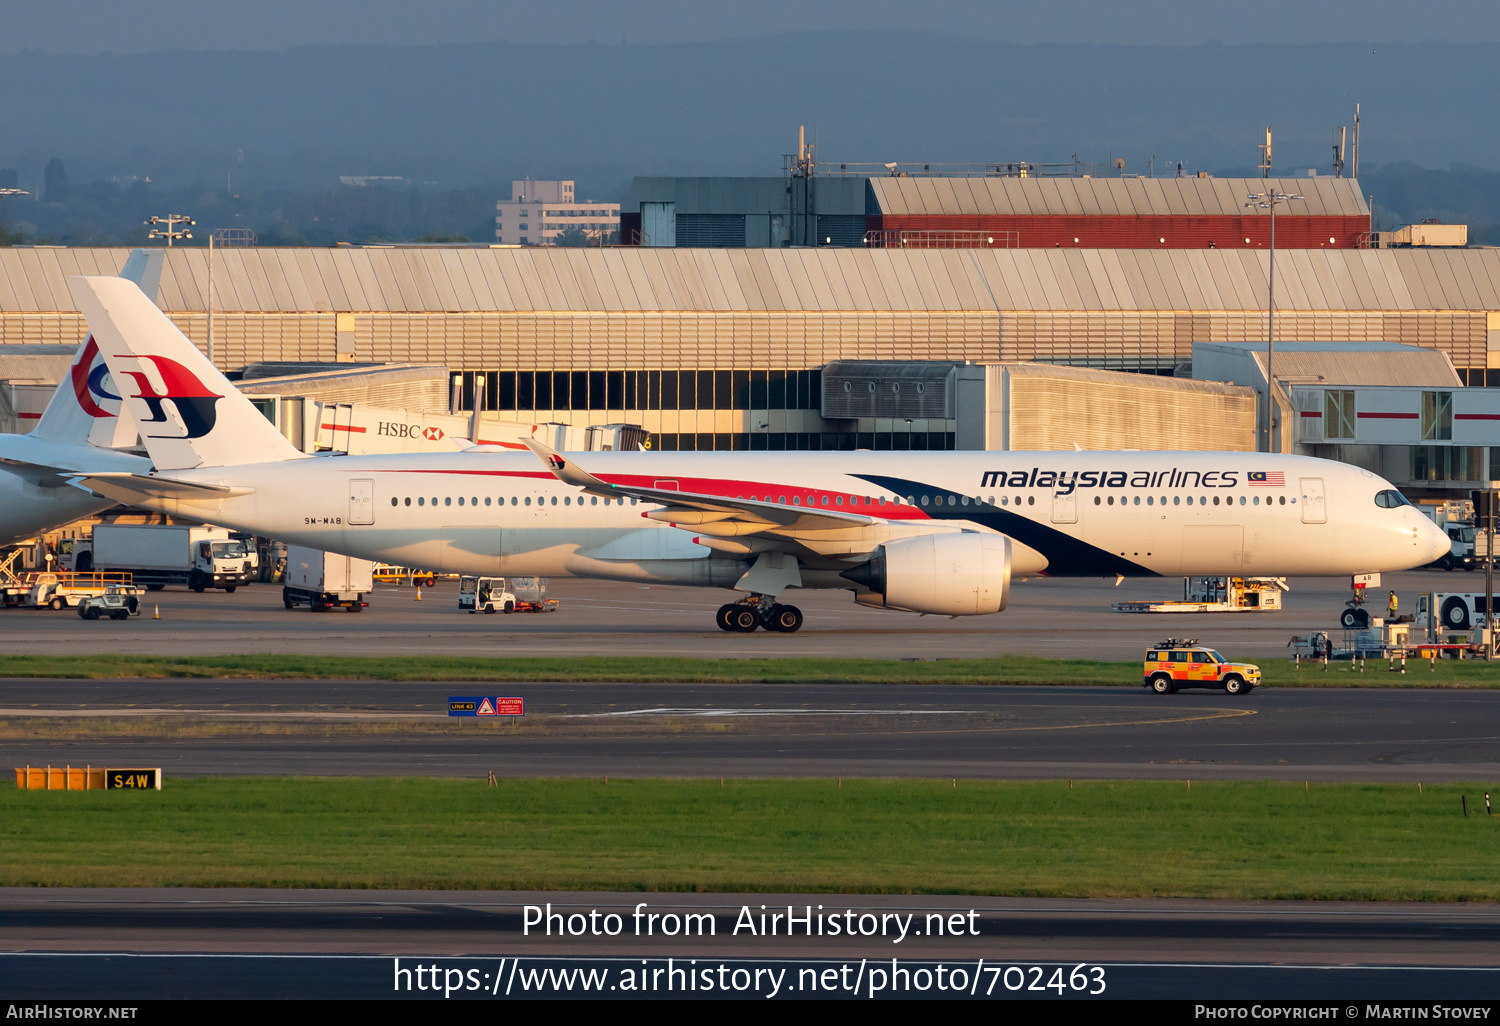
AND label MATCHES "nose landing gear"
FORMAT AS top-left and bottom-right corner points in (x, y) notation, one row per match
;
(715, 597), (804, 633)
